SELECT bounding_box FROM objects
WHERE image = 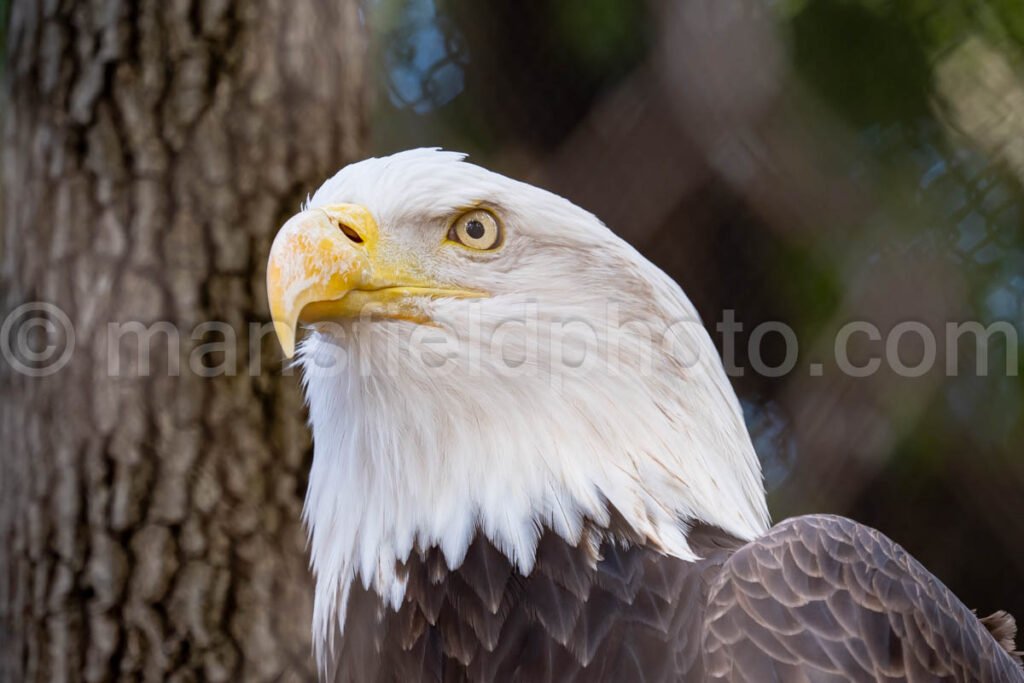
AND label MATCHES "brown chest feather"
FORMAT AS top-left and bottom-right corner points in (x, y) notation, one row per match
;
(330, 525), (740, 683)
